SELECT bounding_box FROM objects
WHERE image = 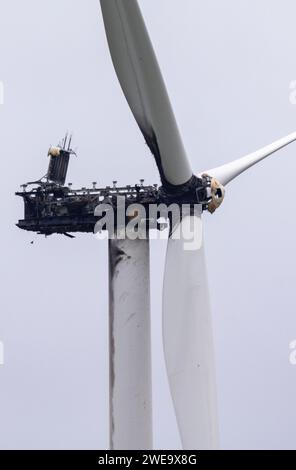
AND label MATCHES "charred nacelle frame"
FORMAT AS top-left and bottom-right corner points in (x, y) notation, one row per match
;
(16, 176), (224, 236)
(16, 176), (223, 236)
(16, 143), (225, 237)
